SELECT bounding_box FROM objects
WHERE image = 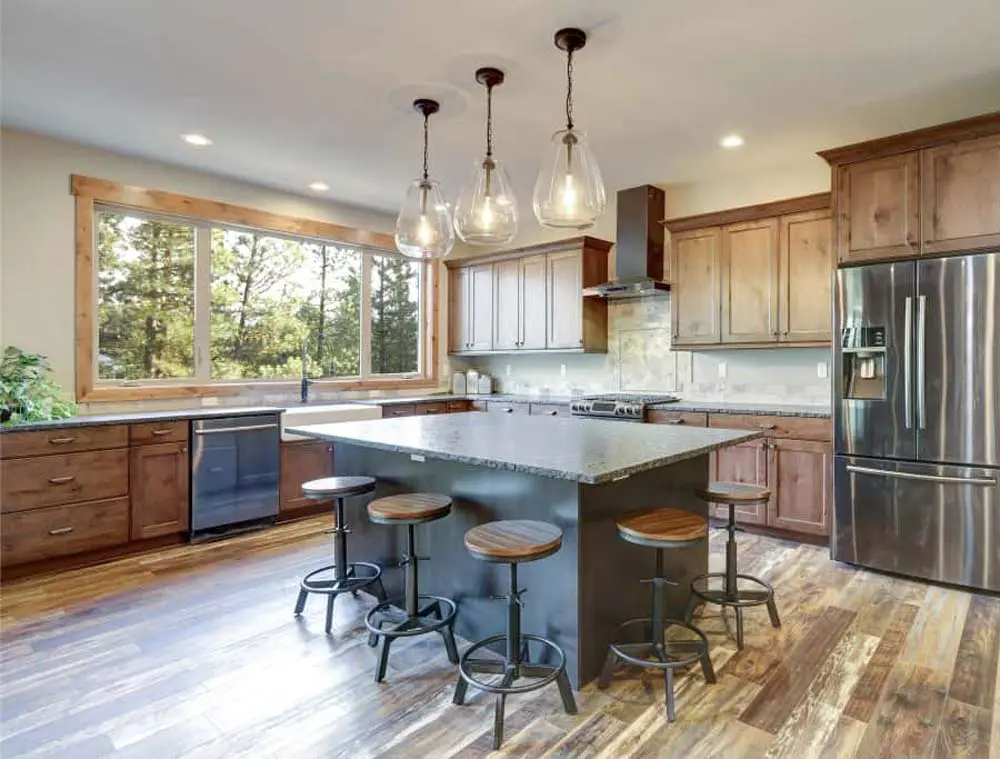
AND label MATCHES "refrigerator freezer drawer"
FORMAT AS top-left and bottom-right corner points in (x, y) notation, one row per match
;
(833, 455), (1000, 592)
